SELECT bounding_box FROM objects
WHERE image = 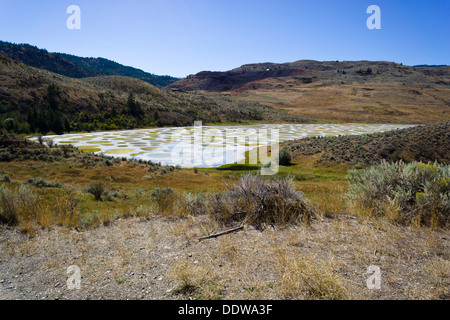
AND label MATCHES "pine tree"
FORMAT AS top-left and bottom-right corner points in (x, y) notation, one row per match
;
(47, 83), (60, 111)
(36, 109), (49, 134)
(127, 92), (144, 117)
(27, 107), (38, 133)
(64, 118), (71, 132)
(50, 112), (64, 135)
